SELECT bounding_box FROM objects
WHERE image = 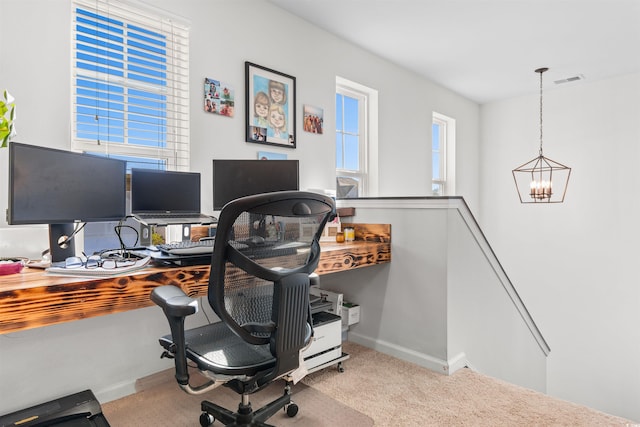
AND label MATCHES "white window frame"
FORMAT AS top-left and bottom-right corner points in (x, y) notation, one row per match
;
(336, 76), (378, 197)
(432, 112), (456, 196)
(71, 0), (190, 171)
